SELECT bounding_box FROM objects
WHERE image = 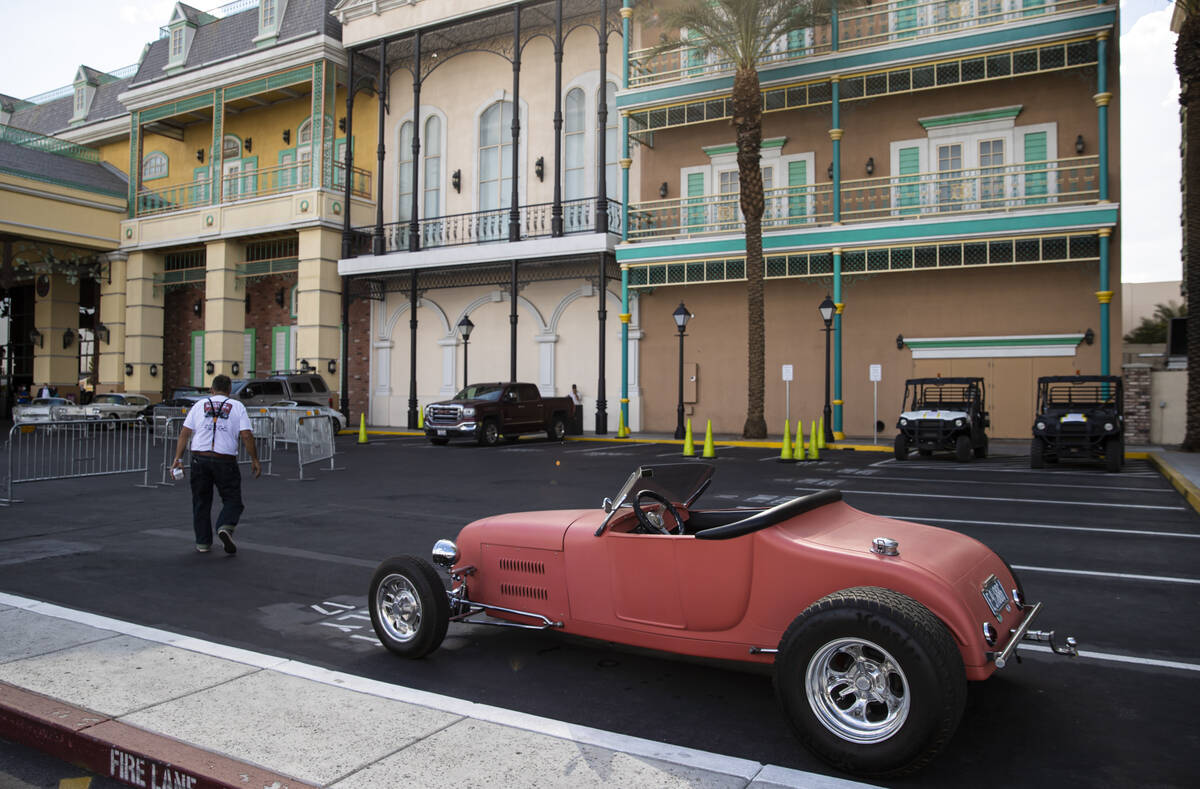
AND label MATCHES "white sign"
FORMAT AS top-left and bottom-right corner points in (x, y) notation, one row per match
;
(869, 364), (882, 382)
(782, 364), (794, 382)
